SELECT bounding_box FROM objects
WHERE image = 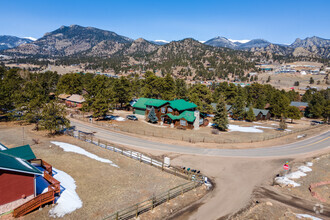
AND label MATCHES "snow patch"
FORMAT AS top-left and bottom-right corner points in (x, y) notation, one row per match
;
(296, 214), (323, 220)
(228, 124), (263, 133)
(275, 176), (300, 187)
(24, 37), (37, 41)
(51, 141), (119, 168)
(306, 162), (313, 166)
(286, 171), (306, 179)
(228, 39), (250, 44)
(299, 165), (312, 172)
(115, 116), (125, 121)
(16, 158), (34, 170)
(254, 125), (275, 129)
(154, 40), (169, 43)
(49, 168), (82, 218)
(0, 143), (7, 150)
